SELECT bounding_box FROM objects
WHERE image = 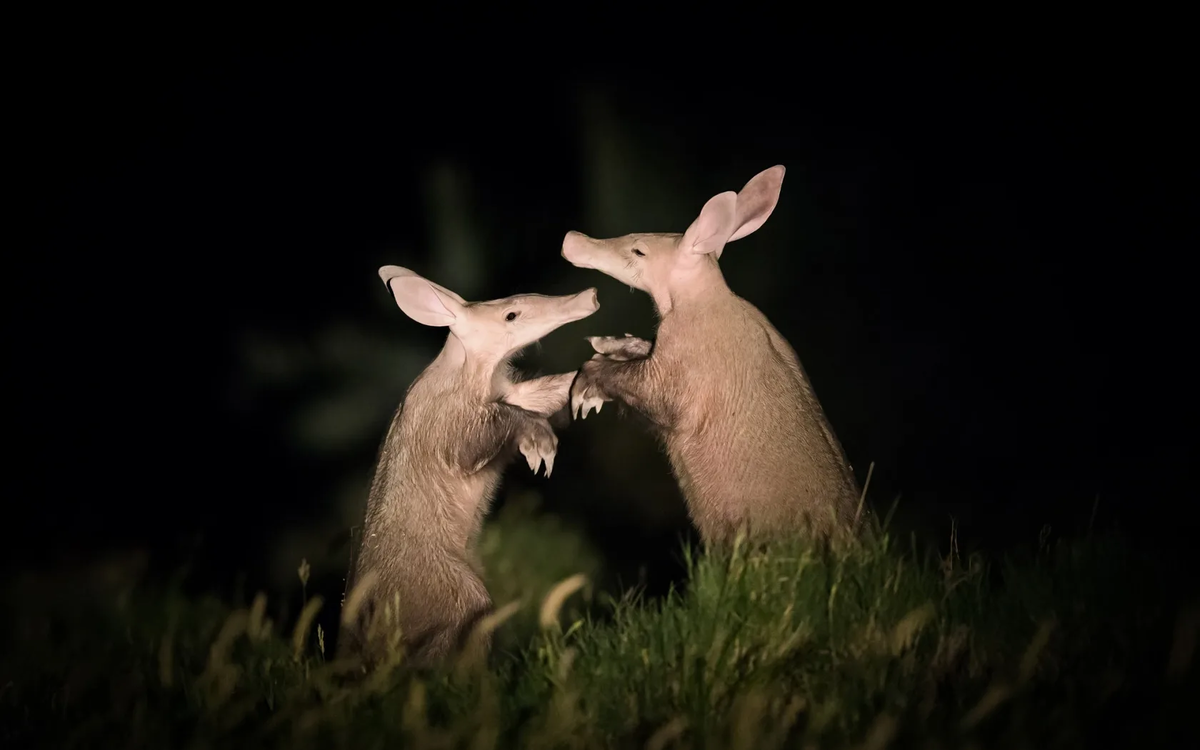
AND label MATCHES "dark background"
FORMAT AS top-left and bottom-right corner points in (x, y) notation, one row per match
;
(10, 12), (1195, 605)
